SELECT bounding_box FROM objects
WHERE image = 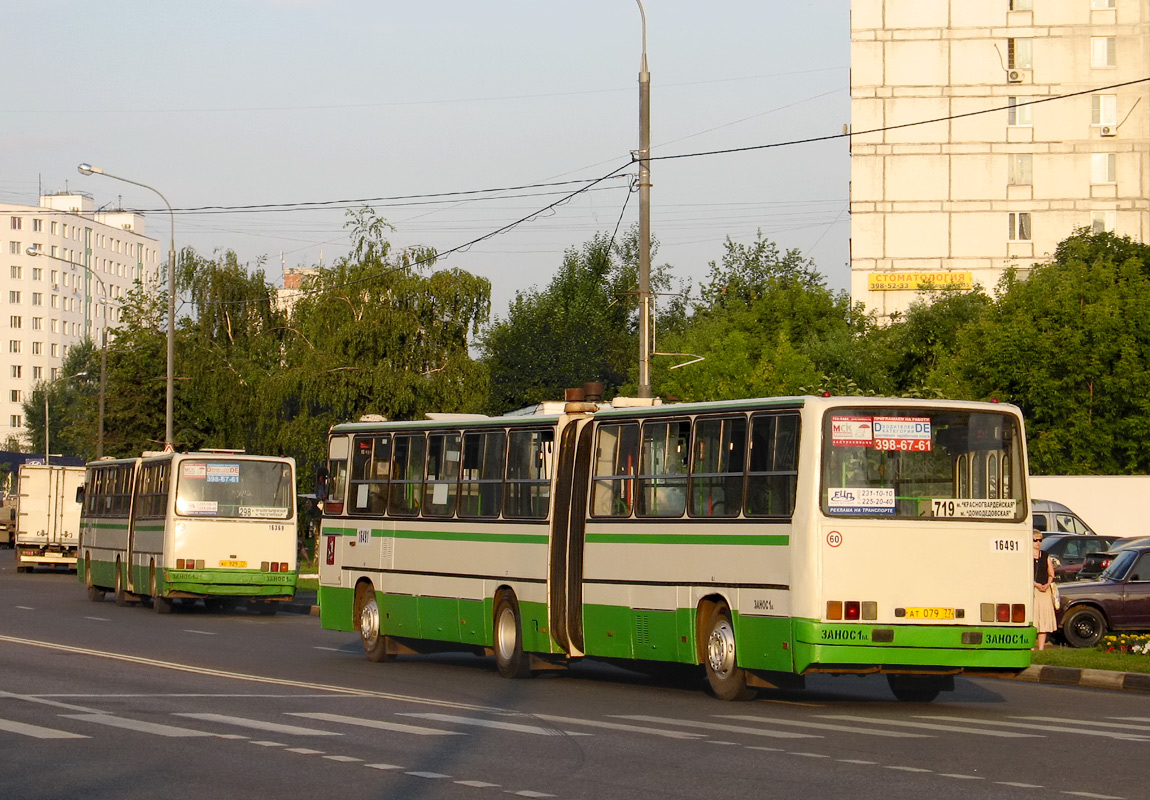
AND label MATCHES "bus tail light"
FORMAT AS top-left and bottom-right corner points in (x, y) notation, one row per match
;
(1012, 604), (1026, 623)
(845, 601), (860, 620)
(981, 603), (1022, 623)
(176, 558), (204, 569)
(826, 600), (878, 621)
